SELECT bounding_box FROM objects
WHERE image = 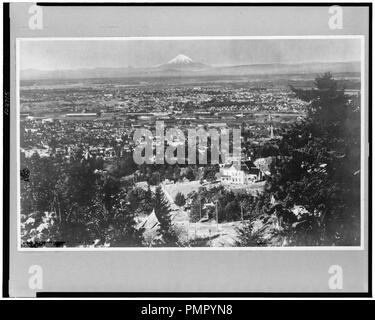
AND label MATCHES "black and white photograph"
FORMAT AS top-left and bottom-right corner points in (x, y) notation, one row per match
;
(3, 2), (371, 298)
(18, 36), (364, 249)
